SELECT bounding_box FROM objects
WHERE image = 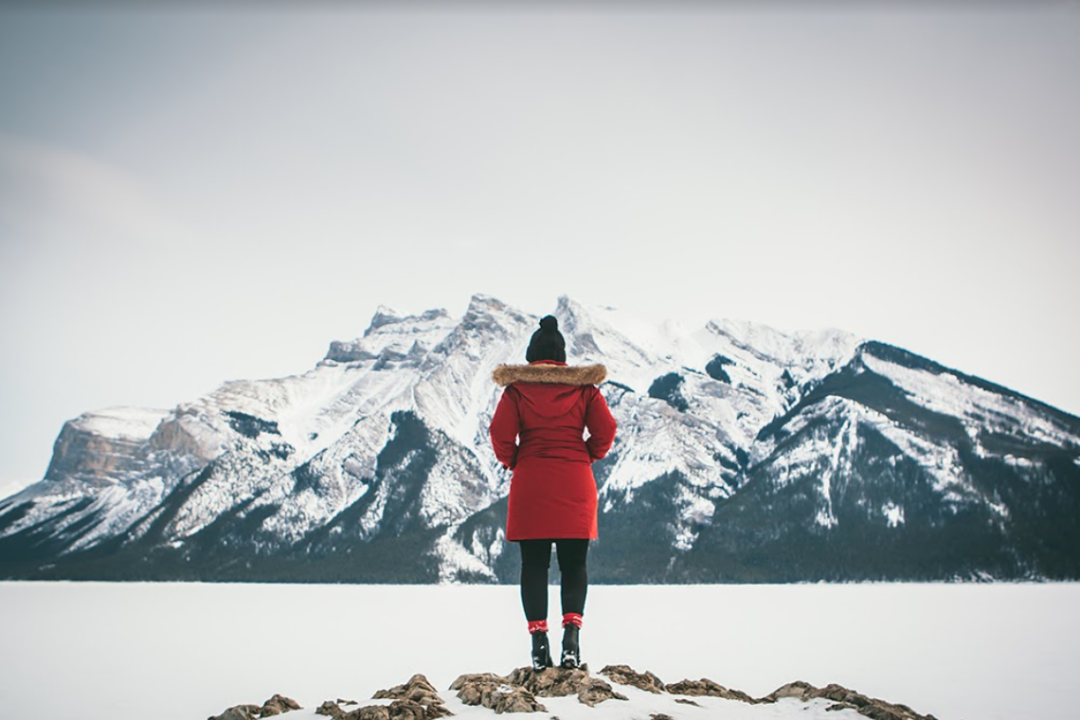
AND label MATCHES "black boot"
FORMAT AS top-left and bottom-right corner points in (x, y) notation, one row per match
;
(560, 624), (580, 669)
(531, 631), (552, 671)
